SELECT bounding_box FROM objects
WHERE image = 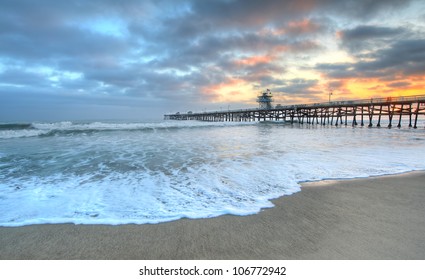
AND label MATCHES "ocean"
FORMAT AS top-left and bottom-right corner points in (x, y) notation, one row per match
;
(1, 120), (424, 226)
